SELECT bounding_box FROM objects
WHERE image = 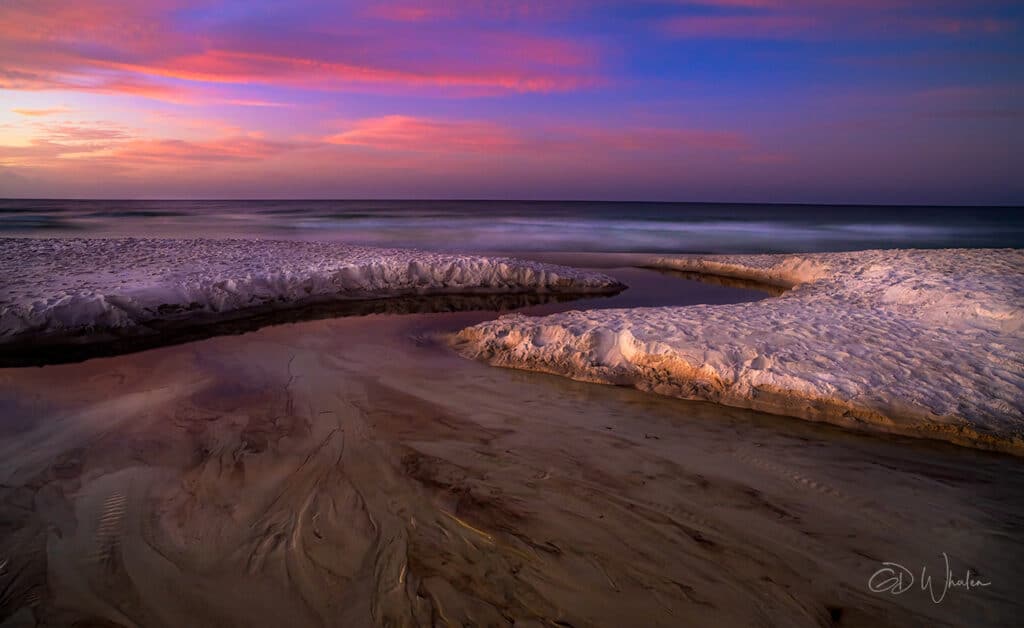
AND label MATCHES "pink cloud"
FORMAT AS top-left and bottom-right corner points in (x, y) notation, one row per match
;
(36, 122), (133, 143)
(363, 1), (580, 22)
(96, 47), (594, 93)
(323, 114), (748, 157)
(364, 5), (444, 22)
(11, 107), (72, 116)
(4, 111), (750, 176)
(325, 115), (520, 152)
(0, 60), (196, 102)
(564, 126), (749, 152)
(0, 114), (309, 173)
(111, 137), (302, 163)
(0, 0), (602, 103)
